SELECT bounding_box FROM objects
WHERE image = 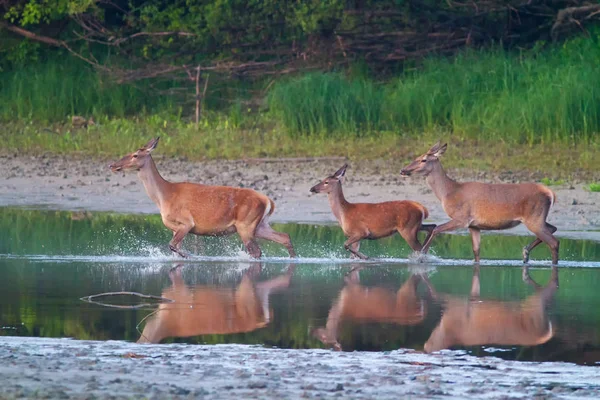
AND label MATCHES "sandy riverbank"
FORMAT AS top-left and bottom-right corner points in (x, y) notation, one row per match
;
(1, 153), (599, 240)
